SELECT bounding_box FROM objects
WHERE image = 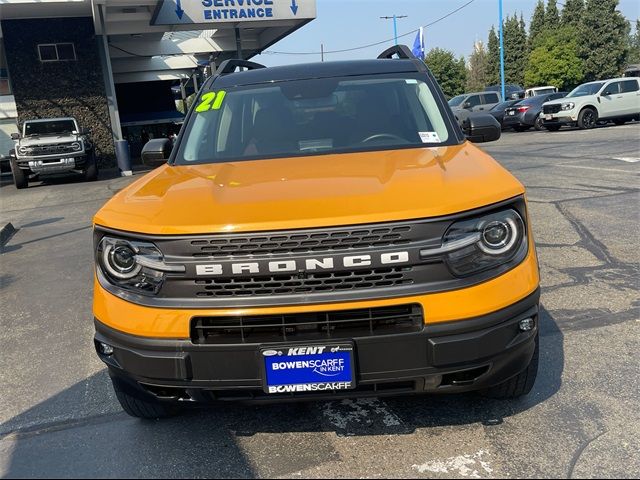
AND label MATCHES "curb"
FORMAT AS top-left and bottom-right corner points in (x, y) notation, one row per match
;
(0, 223), (17, 249)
